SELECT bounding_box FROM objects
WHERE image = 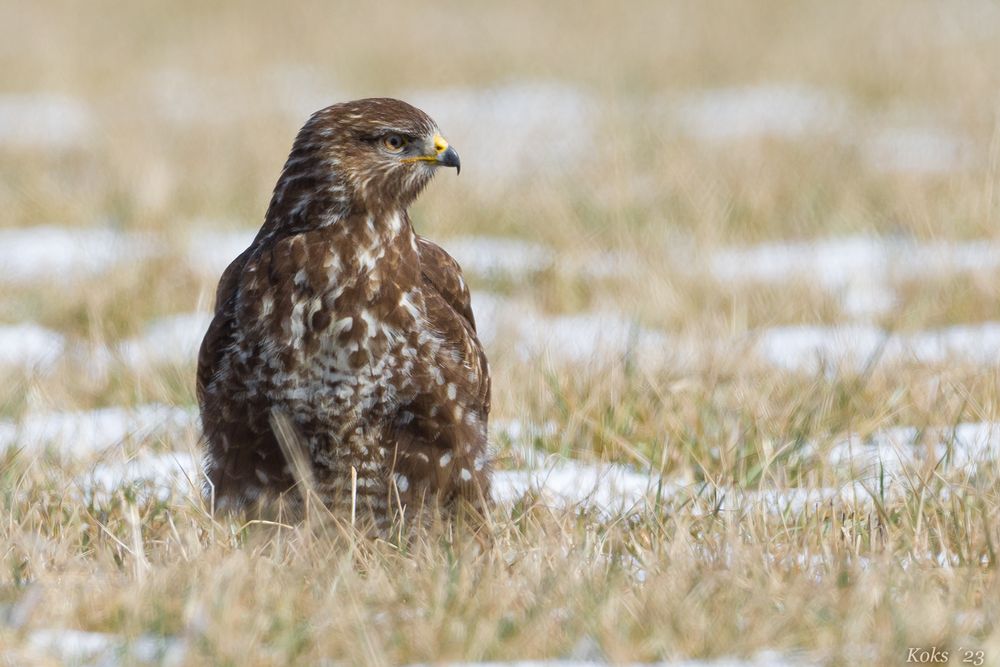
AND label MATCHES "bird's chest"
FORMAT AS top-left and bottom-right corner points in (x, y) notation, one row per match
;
(245, 253), (427, 420)
(303, 302), (418, 409)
